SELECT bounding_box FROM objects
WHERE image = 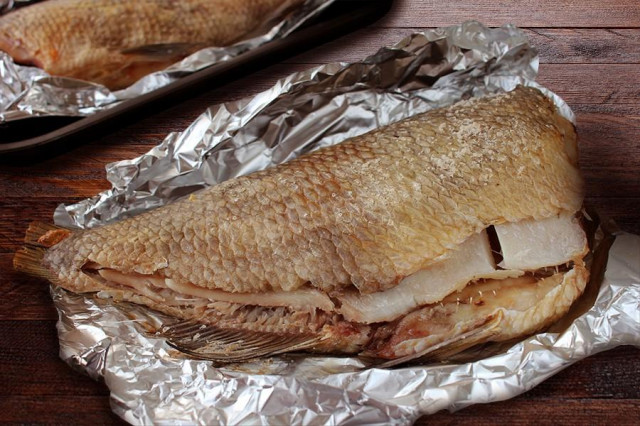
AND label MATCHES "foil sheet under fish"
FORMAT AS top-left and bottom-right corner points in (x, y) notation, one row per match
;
(17, 21), (640, 424)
